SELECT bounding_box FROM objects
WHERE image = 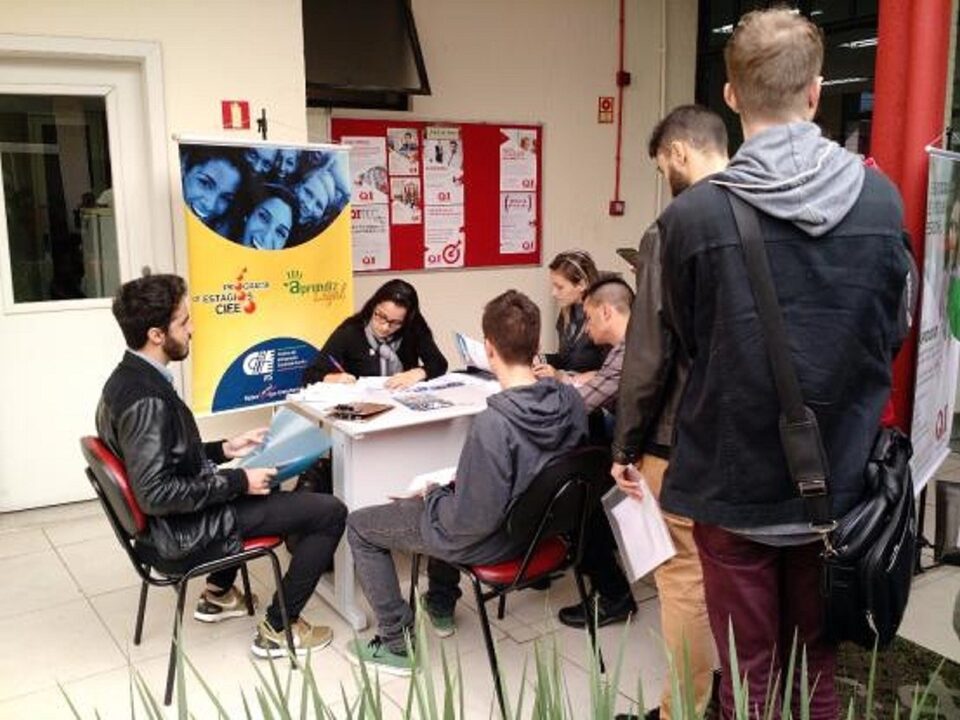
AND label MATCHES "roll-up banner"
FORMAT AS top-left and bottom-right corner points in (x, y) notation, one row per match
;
(911, 147), (960, 492)
(177, 138), (353, 414)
